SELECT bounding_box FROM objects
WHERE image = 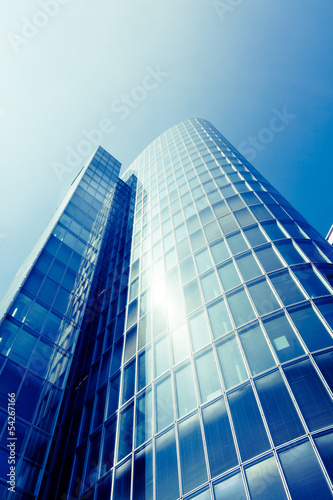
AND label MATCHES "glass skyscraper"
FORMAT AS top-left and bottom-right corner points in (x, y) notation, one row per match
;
(1, 118), (333, 500)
